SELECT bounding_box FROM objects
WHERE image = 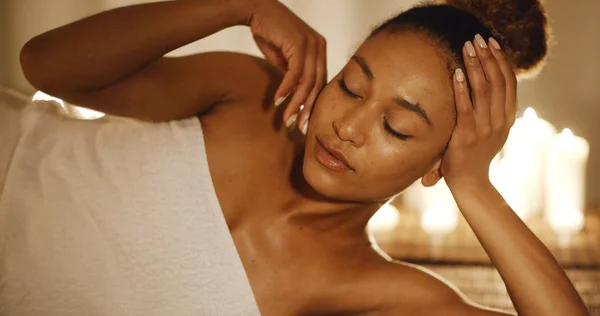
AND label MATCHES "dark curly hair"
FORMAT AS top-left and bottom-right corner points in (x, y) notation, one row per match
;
(372, 0), (550, 79)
